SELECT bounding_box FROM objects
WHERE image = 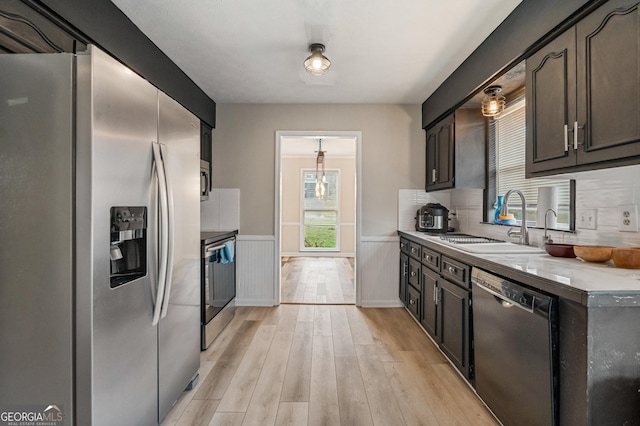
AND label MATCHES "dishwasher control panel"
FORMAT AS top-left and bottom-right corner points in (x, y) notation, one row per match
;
(471, 268), (550, 313)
